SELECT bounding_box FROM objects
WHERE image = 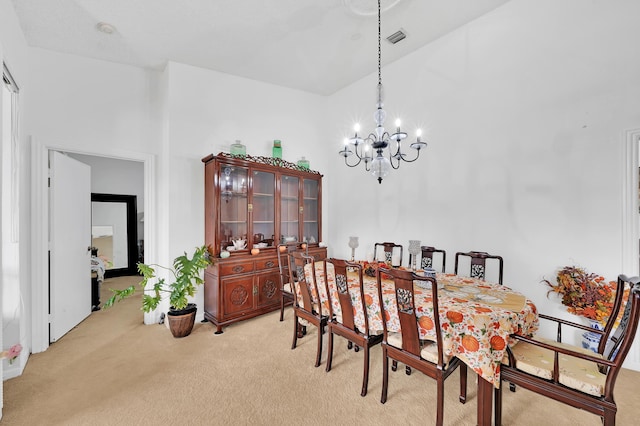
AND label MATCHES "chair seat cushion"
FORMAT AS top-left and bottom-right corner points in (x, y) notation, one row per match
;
(282, 282), (294, 294)
(387, 332), (451, 364)
(506, 337), (606, 397)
